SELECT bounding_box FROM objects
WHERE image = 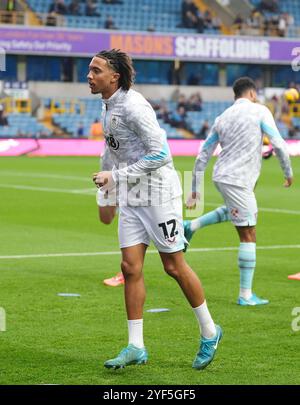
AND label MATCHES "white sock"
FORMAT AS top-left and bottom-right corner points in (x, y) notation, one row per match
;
(128, 319), (144, 348)
(238, 242), (256, 299)
(193, 301), (216, 339)
(239, 287), (252, 300)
